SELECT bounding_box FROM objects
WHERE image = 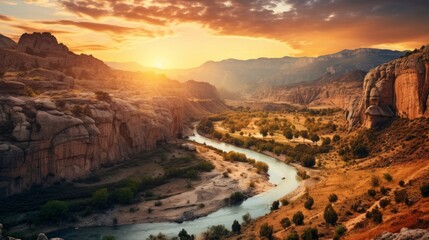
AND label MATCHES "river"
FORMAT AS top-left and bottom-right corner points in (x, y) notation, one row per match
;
(51, 130), (299, 239)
